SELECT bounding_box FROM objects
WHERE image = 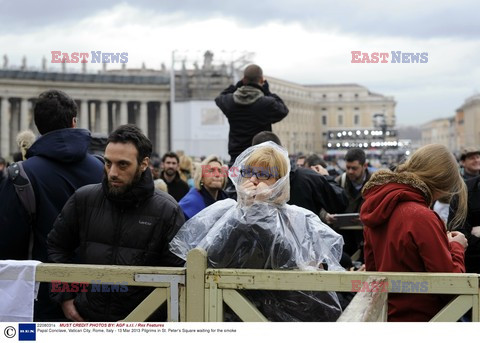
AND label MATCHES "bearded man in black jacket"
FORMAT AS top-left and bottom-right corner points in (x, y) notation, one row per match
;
(47, 124), (185, 322)
(215, 64), (289, 166)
